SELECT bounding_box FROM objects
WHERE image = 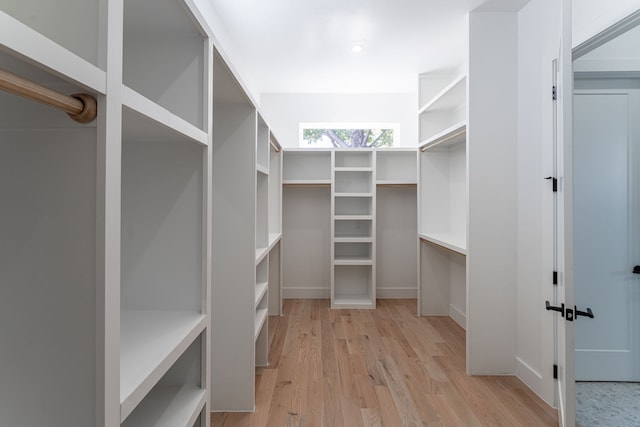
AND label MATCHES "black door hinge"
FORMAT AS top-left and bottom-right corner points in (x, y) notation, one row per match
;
(553, 271), (558, 285)
(545, 176), (557, 192)
(552, 85), (557, 100)
(553, 364), (558, 379)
